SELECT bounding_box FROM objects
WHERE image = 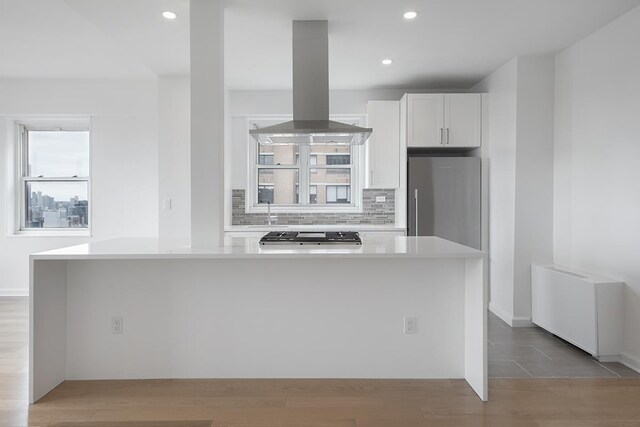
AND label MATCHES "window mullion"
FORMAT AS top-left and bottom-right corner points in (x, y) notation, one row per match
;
(253, 141), (258, 205)
(300, 145), (310, 206)
(20, 125), (28, 178)
(20, 177), (26, 230)
(19, 127), (27, 231)
(24, 177), (89, 182)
